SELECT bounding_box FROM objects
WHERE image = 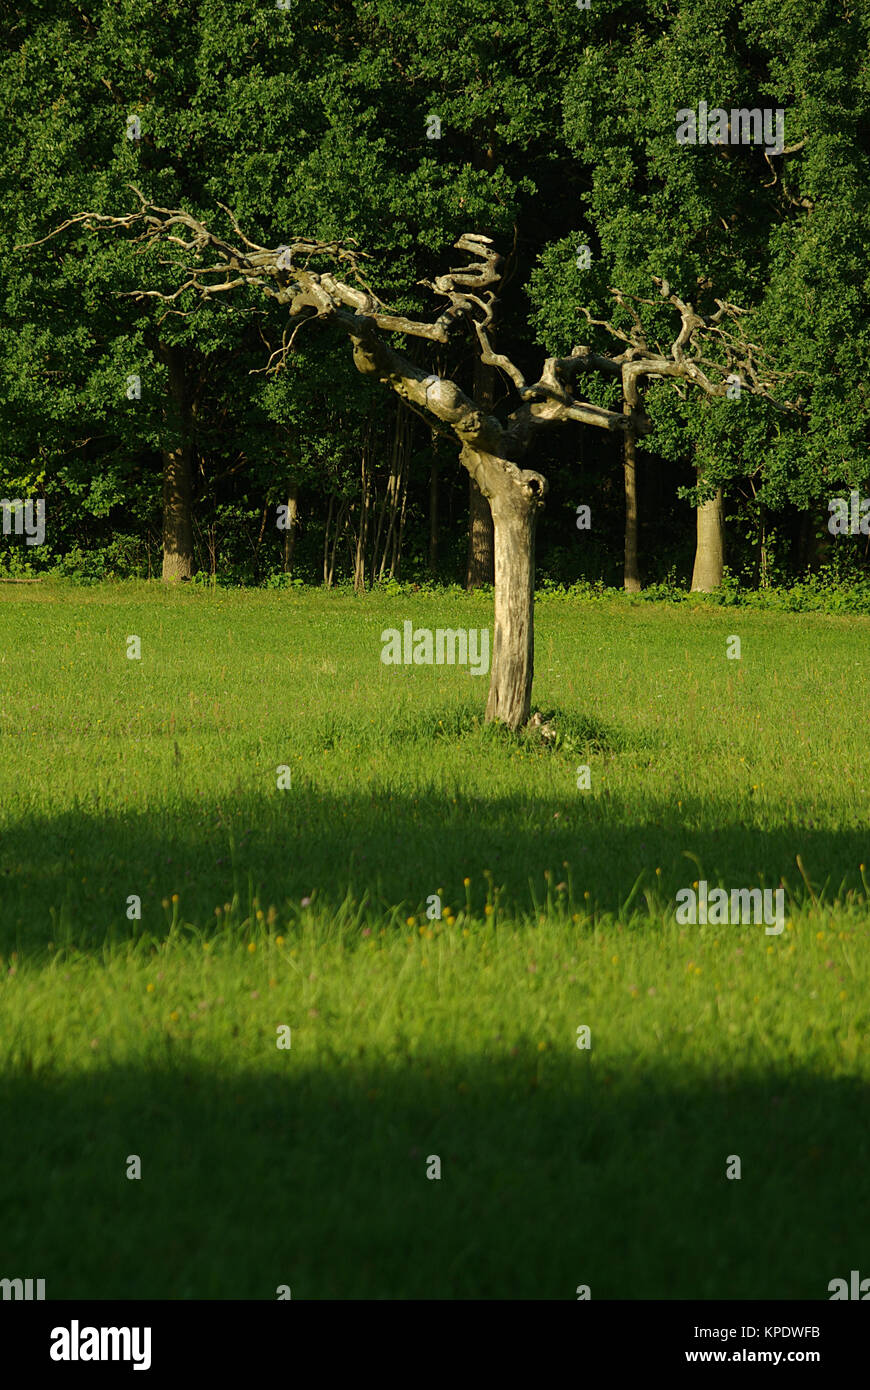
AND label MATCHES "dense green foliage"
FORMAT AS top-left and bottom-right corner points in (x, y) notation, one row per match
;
(2, 1), (868, 587)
